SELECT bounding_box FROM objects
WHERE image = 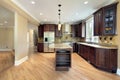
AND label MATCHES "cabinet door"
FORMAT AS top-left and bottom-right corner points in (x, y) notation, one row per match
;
(103, 3), (117, 35)
(71, 25), (76, 37)
(55, 25), (62, 37)
(37, 43), (44, 52)
(77, 23), (82, 37)
(109, 49), (117, 72)
(96, 49), (110, 69)
(94, 9), (103, 36)
(49, 24), (55, 31)
(44, 24), (49, 31)
(38, 25), (44, 37)
(89, 47), (96, 64)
